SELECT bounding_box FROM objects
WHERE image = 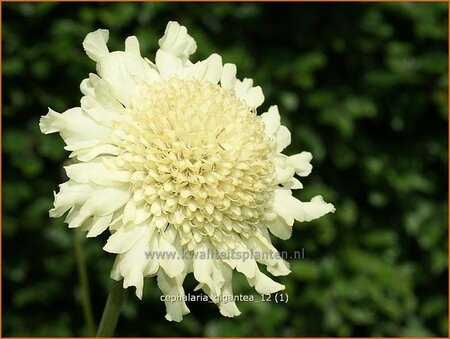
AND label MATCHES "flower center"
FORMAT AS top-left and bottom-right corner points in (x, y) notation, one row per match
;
(115, 77), (276, 249)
